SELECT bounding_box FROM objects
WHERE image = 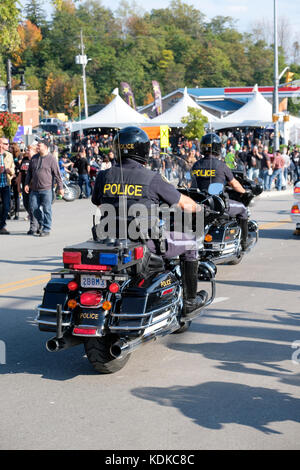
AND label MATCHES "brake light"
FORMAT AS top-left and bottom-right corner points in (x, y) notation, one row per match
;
(68, 281), (78, 291)
(80, 291), (102, 306)
(109, 282), (119, 293)
(134, 246), (144, 259)
(294, 187), (300, 194)
(73, 328), (97, 336)
(291, 205), (300, 214)
(63, 251), (82, 264)
(73, 264), (111, 271)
